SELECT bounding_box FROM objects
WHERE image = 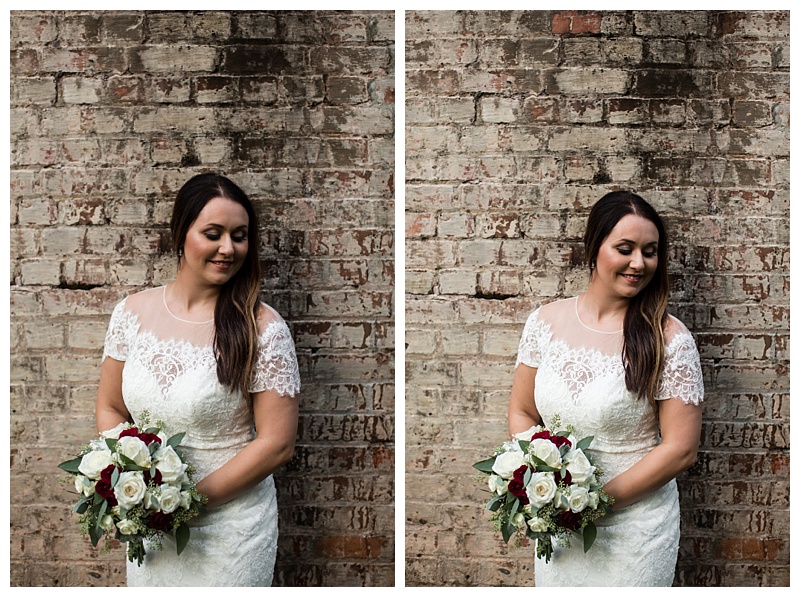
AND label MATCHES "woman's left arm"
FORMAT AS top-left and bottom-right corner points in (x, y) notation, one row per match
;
(195, 389), (299, 509)
(602, 397), (702, 510)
